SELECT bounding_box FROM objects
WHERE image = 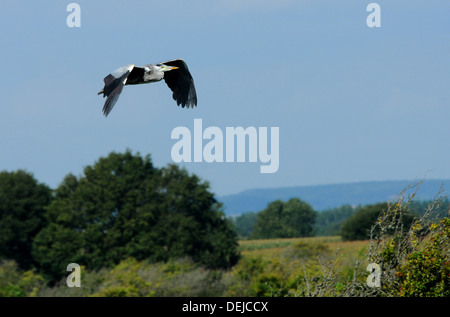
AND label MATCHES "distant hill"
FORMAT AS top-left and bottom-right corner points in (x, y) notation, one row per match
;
(218, 179), (450, 216)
